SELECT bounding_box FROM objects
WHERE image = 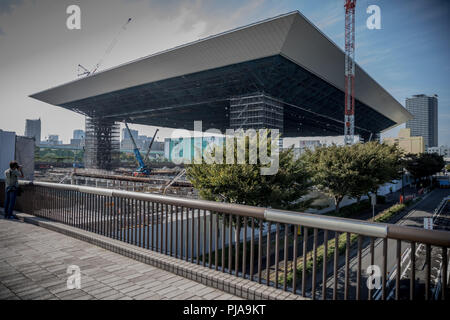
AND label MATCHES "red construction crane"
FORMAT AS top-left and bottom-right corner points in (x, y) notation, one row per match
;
(344, 0), (356, 145)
